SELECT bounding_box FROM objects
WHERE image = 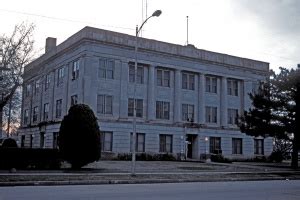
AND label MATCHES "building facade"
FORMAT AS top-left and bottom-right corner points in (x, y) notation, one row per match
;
(19, 27), (273, 159)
